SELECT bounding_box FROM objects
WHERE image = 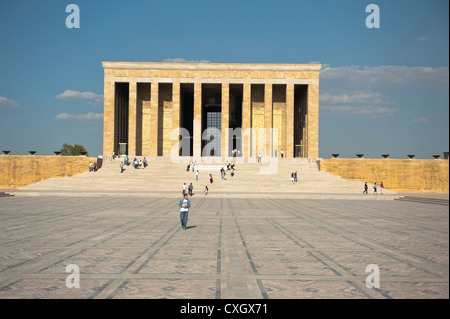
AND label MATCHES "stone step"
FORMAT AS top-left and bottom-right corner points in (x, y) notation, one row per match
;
(17, 157), (396, 198)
